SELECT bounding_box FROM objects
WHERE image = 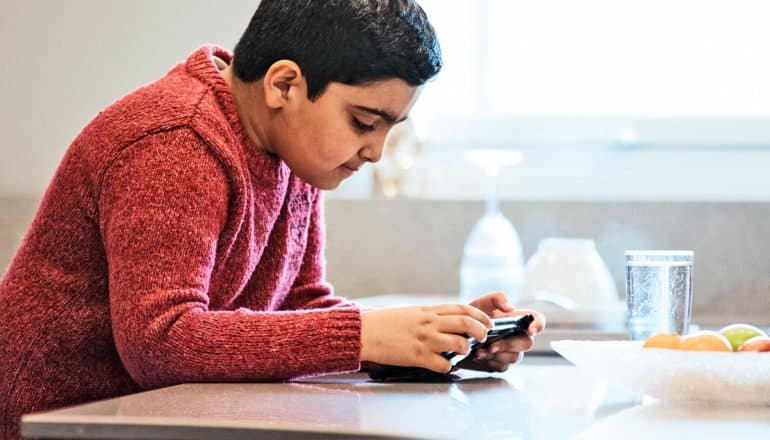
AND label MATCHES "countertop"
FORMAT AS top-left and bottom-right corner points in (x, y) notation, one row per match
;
(21, 357), (770, 440)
